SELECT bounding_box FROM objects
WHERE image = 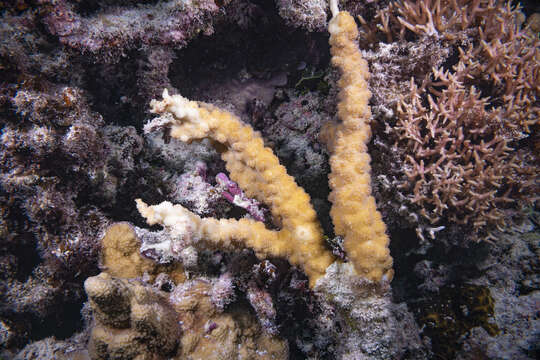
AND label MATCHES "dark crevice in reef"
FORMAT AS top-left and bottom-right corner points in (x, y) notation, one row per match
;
(30, 293), (88, 342)
(0, 197), (92, 347)
(390, 226), (499, 359)
(170, 5), (330, 111)
(513, 0), (540, 17)
(0, 200), (41, 283)
(5, 233), (41, 283)
(391, 226), (492, 303)
(439, 45), (461, 74)
(389, 228), (423, 302)
(82, 52), (142, 128)
(101, 170), (168, 227)
(0, 292), (88, 345)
